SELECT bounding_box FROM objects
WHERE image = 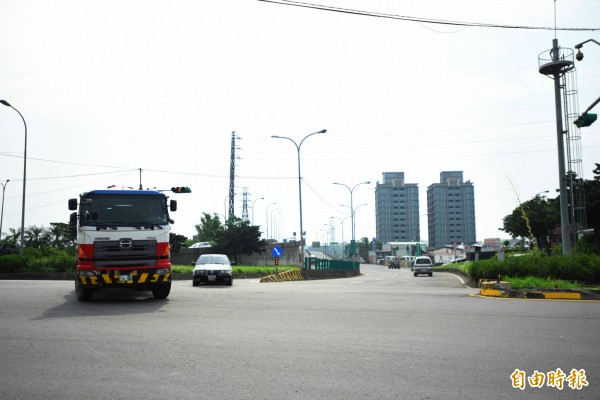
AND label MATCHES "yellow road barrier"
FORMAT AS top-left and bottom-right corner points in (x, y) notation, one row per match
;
(260, 269), (304, 283)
